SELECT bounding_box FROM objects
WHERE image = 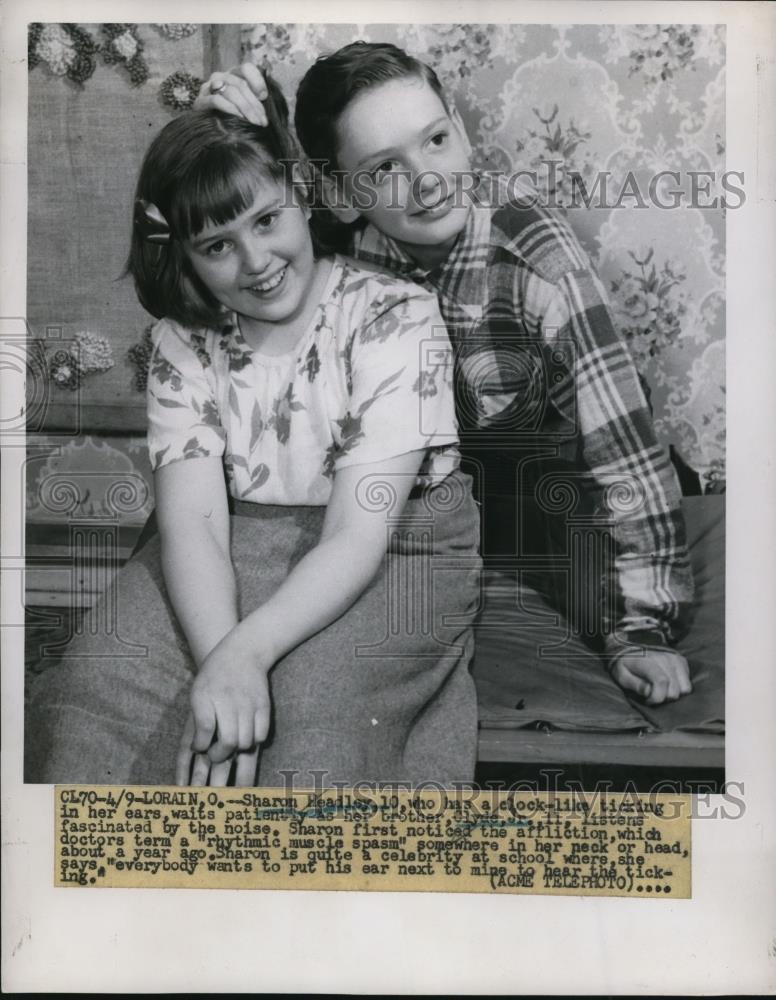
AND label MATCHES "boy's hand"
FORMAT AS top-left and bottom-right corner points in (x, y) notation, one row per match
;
(609, 648), (693, 706)
(176, 628), (273, 787)
(194, 64), (269, 125)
